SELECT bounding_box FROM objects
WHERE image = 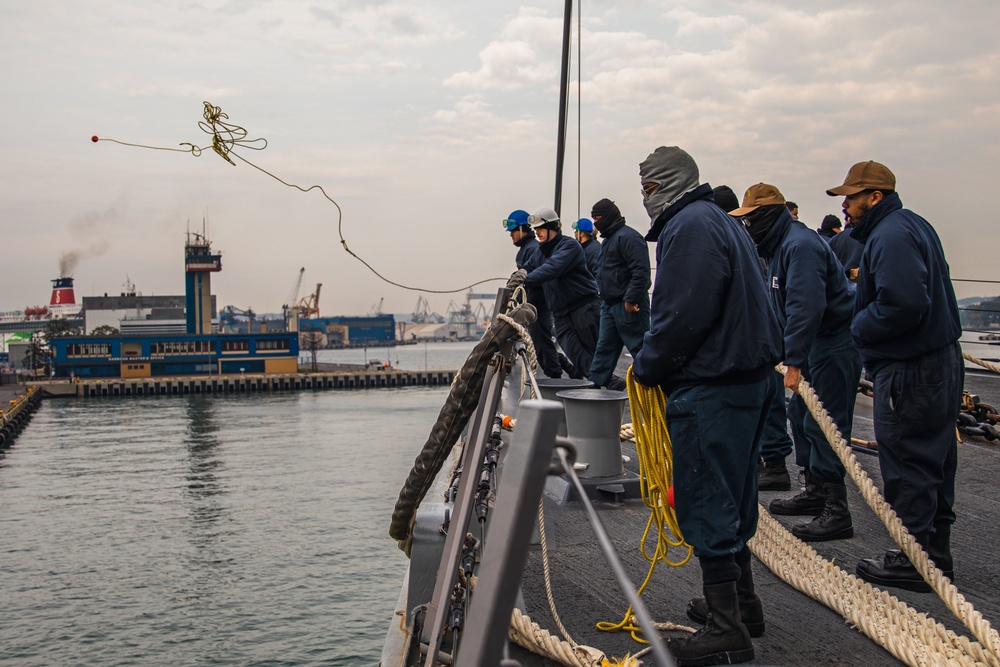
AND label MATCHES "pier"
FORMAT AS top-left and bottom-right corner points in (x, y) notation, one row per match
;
(57, 369), (458, 398)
